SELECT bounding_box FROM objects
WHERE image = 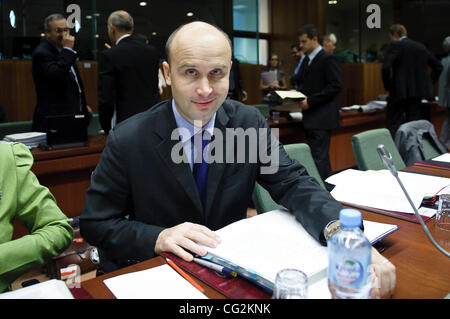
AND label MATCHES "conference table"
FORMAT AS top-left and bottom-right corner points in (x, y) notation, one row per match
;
(81, 164), (450, 299)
